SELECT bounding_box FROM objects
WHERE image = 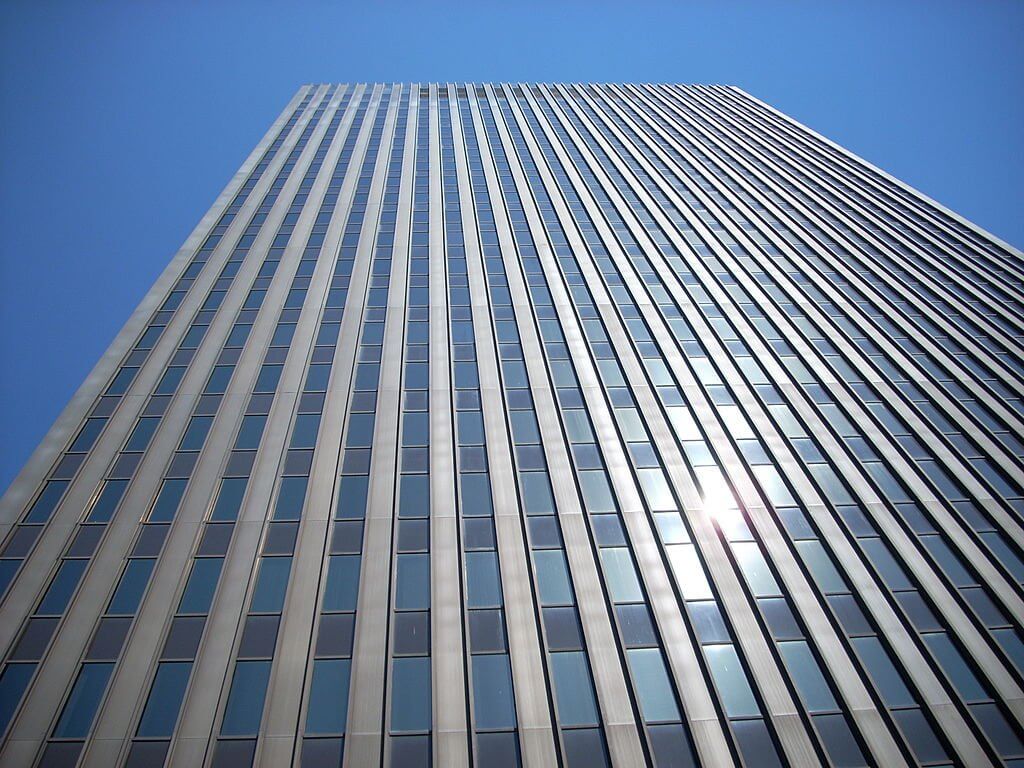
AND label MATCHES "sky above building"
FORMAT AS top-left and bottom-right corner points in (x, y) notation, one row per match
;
(1, 0), (1022, 493)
